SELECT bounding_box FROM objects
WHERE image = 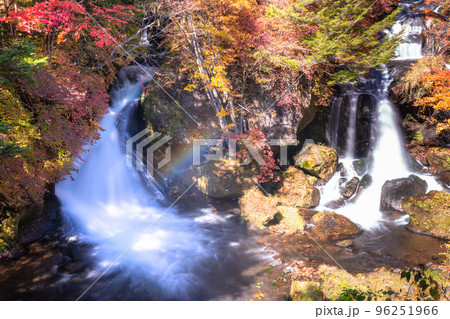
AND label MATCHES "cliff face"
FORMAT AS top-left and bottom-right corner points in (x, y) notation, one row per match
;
(141, 74), (322, 144)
